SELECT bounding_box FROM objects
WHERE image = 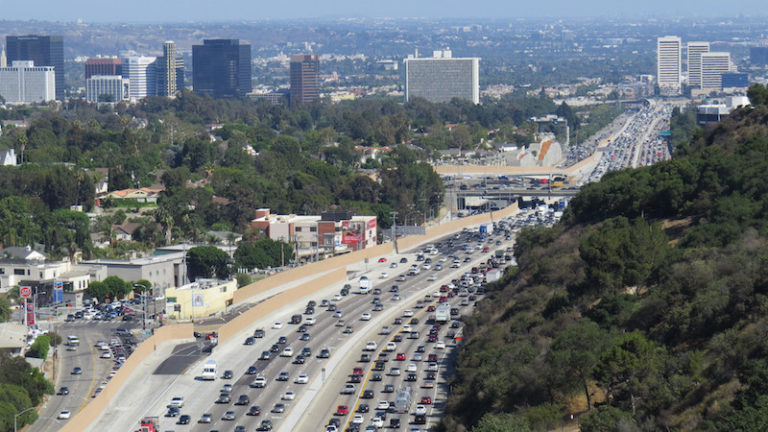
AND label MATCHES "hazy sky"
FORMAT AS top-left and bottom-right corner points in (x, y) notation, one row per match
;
(2, 0), (765, 22)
